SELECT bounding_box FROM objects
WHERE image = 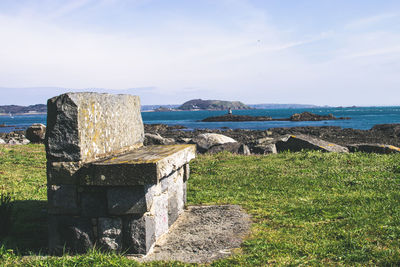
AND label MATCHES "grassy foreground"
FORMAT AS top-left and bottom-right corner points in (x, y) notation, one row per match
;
(1, 144), (400, 266)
